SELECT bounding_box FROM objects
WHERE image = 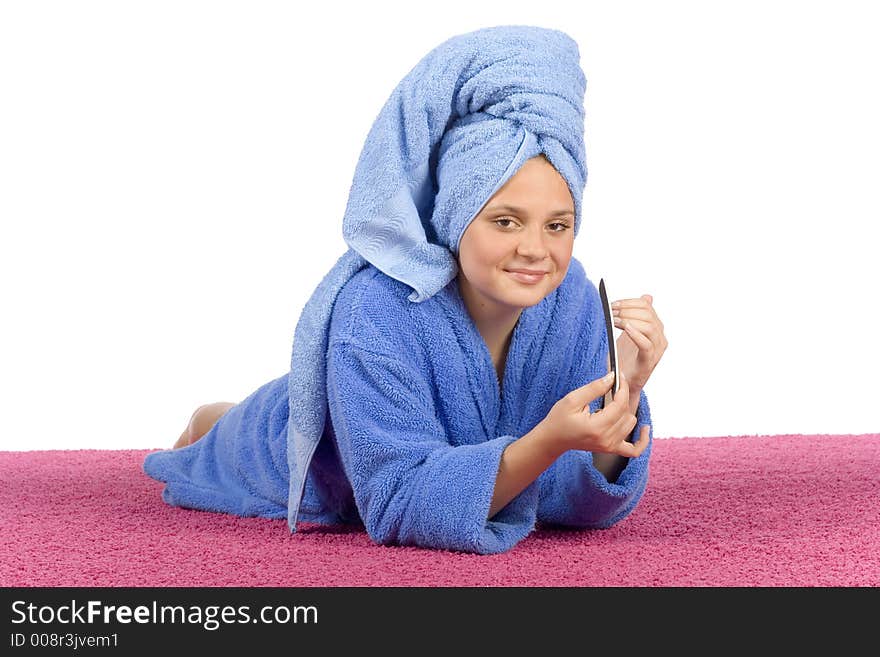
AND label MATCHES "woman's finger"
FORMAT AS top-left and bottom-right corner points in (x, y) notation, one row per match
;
(613, 315), (653, 331)
(616, 317), (654, 348)
(611, 295), (652, 309)
(612, 306), (654, 321)
(607, 403), (635, 432)
(617, 424), (651, 458)
(603, 403), (636, 447)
